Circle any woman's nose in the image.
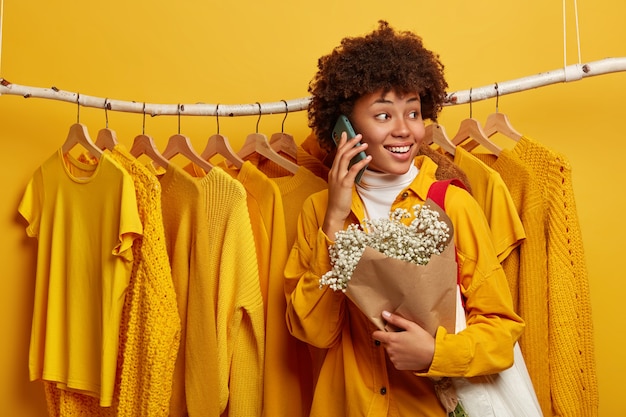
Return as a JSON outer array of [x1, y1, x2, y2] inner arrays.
[[391, 119, 410, 137]]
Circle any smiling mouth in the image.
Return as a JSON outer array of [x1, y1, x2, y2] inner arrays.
[[385, 145, 412, 153]]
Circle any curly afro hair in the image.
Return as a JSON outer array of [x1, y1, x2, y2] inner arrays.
[[308, 20, 448, 152]]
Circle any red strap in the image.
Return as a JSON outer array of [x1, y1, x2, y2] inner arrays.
[[426, 178, 467, 211]]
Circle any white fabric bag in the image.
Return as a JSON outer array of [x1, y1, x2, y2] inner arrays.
[[452, 287, 544, 417]]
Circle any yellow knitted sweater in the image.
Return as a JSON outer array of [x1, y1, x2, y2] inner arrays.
[[185, 167, 264, 417], [512, 136, 598, 416], [157, 163, 219, 417], [217, 159, 327, 417]]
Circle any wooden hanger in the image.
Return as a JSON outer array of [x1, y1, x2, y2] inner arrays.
[[128, 103, 169, 169], [95, 128, 118, 151], [452, 117, 502, 155], [62, 123, 103, 158], [269, 100, 298, 160], [482, 85, 522, 142], [270, 132, 298, 160], [162, 104, 213, 172], [424, 122, 456, 155], [163, 133, 213, 172], [62, 94, 103, 158], [200, 104, 244, 169], [202, 134, 244, 169], [237, 103, 299, 174], [130, 134, 169, 169], [95, 99, 119, 151], [483, 112, 522, 142], [239, 133, 299, 174], [451, 88, 502, 155]]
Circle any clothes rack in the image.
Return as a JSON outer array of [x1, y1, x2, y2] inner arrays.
[[1, 57, 625, 117]]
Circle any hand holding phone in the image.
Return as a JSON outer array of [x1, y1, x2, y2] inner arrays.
[[332, 115, 368, 184]]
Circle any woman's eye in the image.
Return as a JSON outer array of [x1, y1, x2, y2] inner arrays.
[[375, 113, 390, 121], [408, 111, 420, 119]]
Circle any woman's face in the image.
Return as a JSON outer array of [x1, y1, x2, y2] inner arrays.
[[350, 89, 425, 175]]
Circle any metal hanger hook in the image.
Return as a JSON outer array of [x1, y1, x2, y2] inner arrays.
[[255, 102, 262, 133], [215, 103, 220, 134], [468, 88, 473, 119], [177, 103, 183, 134], [142, 102, 146, 135], [494, 82, 500, 113], [280, 99, 288, 133], [76, 92, 81, 123], [104, 98, 110, 128]]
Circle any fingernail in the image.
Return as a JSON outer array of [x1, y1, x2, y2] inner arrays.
[[382, 310, 391, 319]]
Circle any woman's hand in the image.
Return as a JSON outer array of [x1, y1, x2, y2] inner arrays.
[[372, 310, 435, 372], [322, 132, 371, 238]]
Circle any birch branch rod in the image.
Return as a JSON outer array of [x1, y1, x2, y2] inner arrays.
[[1, 57, 625, 117]]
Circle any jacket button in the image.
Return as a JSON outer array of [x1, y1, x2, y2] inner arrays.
[[401, 192, 409, 199], [380, 387, 387, 395]]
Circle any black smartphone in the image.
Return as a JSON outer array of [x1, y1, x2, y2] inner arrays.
[[332, 115, 368, 184]]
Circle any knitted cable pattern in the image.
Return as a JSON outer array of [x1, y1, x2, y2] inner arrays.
[[513, 136, 599, 417]]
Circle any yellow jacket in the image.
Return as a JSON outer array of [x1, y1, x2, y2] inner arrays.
[[285, 155, 524, 417]]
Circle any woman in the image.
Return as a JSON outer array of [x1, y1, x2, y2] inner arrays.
[[284, 21, 524, 416]]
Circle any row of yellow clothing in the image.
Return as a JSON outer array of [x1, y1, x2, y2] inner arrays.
[[18, 129, 329, 417], [17, 125, 597, 417]]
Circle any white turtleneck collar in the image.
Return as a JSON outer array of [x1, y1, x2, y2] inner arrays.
[[356, 164, 419, 220]]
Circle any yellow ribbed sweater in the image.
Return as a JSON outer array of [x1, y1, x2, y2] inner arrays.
[[190, 160, 293, 417], [185, 167, 264, 417], [158, 163, 218, 417]]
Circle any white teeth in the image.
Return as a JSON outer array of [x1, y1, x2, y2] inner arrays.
[[387, 146, 410, 153]]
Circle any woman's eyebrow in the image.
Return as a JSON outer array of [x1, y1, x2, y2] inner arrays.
[[372, 95, 420, 105]]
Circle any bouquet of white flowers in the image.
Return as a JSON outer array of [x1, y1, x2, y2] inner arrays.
[[320, 199, 458, 335]]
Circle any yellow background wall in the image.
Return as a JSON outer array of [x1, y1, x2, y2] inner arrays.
[[1, 1, 624, 415]]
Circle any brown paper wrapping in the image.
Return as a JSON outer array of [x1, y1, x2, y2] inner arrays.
[[344, 199, 457, 335], [345, 242, 457, 334]]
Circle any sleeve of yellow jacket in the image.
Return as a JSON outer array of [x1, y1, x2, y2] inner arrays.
[[285, 156, 525, 378], [421, 182, 524, 378]]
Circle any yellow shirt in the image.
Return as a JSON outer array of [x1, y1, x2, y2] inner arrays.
[[452, 146, 526, 263], [19, 150, 142, 407], [472, 148, 551, 414], [285, 156, 524, 417]]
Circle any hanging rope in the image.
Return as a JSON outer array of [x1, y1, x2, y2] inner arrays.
[[562, 0, 584, 82]]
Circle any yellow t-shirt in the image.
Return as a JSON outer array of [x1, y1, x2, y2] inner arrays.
[[453, 146, 526, 263], [285, 155, 524, 417], [19, 150, 142, 406]]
